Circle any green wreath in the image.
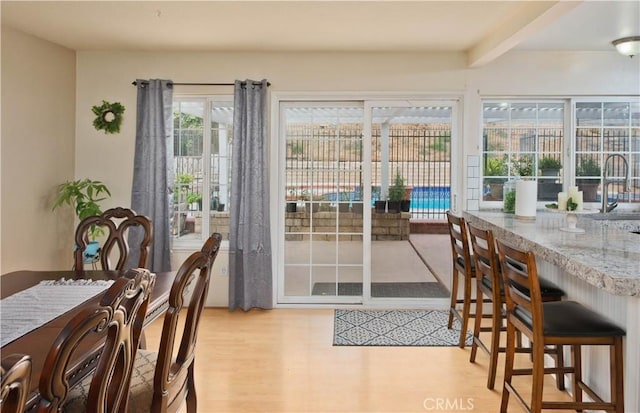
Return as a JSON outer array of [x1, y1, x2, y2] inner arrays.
[[92, 100, 125, 134]]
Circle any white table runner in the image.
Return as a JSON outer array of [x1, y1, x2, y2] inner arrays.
[[0, 278, 114, 347]]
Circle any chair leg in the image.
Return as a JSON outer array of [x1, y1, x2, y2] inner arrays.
[[458, 271, 472, 348], [448, 266, 459, 329], [186, 364, 197, 413], [469, 279, 484, 363], [530, 339, 546, 413], [500, 321, 516, 413], [486, 296, 502, 390], [572, 344, 582, 408], [554, 344, 565, 390], [611, 337, 624, 413]]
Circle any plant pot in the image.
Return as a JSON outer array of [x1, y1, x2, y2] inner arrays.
[[577, 181, 599, 202], [83, 241, 100, 264], [217, 203, 225, 212], [286, 202, 297, 213], [374, 200, 387, 213], [541, 168, 560, 177], [387, 201, 402, 213], [489, 183, 504, 200], [400, 200, 411, 212]]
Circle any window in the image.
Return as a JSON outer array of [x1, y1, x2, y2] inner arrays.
[[481, 98, 640, 208], [575, 101, 640, 206], [482, 101, 565, 202], [172, 97, 233, 246]]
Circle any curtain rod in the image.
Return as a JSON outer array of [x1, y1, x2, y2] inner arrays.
[[131, 81, 270, 87]]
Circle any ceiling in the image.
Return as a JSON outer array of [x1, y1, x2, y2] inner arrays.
[[2, 1, 639, 67]]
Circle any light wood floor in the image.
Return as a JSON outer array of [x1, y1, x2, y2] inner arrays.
[[144, 308, 575, 413]]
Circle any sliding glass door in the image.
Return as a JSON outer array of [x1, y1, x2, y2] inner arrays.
[[277, 99, 455, 305]]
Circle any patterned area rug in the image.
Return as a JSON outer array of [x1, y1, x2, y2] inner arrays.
[[333, 309, 473, 346]]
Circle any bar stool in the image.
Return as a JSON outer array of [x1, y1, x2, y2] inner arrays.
[[446, 211, 480, 348], [496, 239, 625, 413], [467, 223, 565, 390]]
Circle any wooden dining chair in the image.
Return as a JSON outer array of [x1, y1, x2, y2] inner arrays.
[[74, 207, 153, 274], [467, 223, 565, 390], [496, 239, 625, 413], [1, 354, 32, 413], [127, 233, 222, 413], [36, 268, 155, 413]]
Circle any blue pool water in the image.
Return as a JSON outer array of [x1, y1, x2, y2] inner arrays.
[[410, 186, 451, 210]]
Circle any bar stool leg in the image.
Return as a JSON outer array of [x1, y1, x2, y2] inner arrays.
[[531, 339, 546, 413], [448, 266, 460, 329], [469, 277, 484, 362], [612, 337, 624, 413], [459, 272, 473, 348], [572, 344, 582, 409], [486, 295, 503, 389], [554, 344, 565, 391], [500, 320, 516, 413]]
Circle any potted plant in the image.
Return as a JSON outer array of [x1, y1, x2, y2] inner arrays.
[[483, 156, 507, 199], [286, 187, 298, 213], [537, 156, 563, 200], [576, 156, 601, 201], [388, 172, 406, 213], [512, 154, 534, 178], [52, 178, 111, 260], [186, 192, 202, 210], [539, 156, 562, 176]]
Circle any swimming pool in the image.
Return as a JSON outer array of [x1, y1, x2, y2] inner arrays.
[[410, 186, 451, 210]]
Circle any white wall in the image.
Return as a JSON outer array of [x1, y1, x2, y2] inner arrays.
[[73, 49, 638, 306], [1, 26, 76, 273]]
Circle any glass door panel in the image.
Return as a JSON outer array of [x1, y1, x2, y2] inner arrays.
[[281, 104, 364, 304], [369, 104, 452, 300]]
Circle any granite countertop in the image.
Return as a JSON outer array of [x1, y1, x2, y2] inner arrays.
[[463, 210, 640, 297]]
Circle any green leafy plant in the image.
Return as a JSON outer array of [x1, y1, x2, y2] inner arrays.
[[503, 190, 516, 213], [539, 156, 562, 170], [483, 156, 507, 183], [186, 192, 202, 204], [577, 157, 601, 177], [52, 178, 111, 240], [388, 171, 406, 202], [567, 197, 578, 211]]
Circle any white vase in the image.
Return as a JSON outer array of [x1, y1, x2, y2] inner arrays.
[[515, 180, 537, 220]]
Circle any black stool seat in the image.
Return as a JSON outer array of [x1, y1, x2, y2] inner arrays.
[[515, 301, 626, 337]]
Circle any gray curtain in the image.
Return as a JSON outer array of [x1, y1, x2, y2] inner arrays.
[[129, 79, 173, 273], [229, 79, 272, 311]]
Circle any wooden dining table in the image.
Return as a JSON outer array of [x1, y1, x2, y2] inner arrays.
[[0, 269, 174, 411]]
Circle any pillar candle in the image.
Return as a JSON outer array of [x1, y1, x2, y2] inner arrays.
[[568, 186, 579, 199], [557, 192, 568, 211], [576, 191, 584, 211]]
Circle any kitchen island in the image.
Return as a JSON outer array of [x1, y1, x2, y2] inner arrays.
[[463, 210, 640, 412]]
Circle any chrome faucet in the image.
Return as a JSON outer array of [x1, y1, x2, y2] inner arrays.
[[601, 154, 630, 213]]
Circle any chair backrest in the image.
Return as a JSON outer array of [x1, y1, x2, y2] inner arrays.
[[495, 239, 543, 337], [1, 354, 32, 413], [36, 269, 155, 413], [467, 223, 501, 292], [151, 233, 222, 412], [74, 207, 153, 273], [446, 211, 473, 272]]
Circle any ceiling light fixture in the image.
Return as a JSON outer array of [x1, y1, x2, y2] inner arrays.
[[612, 36, 640, 57]]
